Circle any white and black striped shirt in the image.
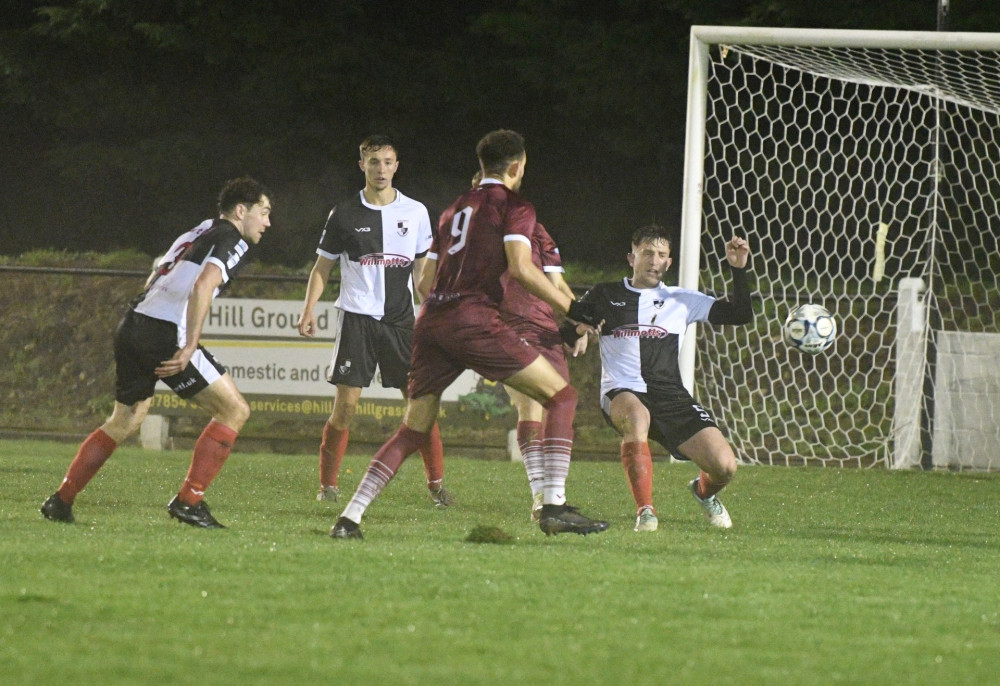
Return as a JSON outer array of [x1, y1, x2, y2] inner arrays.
[[317, 190, 432, 326], [133, 218, 250, 344]]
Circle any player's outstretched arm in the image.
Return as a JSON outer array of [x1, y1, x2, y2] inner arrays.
[[708, 236, 753, 325]]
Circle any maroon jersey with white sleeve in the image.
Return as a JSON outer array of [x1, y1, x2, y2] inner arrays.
[[428, 180, 536, 306], [499, 222, 562, 332]]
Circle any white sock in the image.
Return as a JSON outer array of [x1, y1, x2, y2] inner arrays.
[[543, 481, 566, 506]]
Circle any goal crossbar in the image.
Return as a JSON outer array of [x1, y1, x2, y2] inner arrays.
[[691, 26, 1000, 52]]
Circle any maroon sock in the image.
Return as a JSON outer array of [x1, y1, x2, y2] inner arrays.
[[347, 425, 431, 513], [373, 424, 429, 475], [542, 385, 577, 444], [541, 386, 577, 499]]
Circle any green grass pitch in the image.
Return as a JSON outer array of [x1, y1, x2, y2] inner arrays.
[[2, 440, 999, 684]]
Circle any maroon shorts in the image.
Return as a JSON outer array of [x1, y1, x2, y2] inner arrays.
[[408, 300, 541, 398], [502, 313, 569, 383]]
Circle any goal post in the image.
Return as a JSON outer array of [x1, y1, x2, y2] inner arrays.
[[681, 26, 1000, 470]]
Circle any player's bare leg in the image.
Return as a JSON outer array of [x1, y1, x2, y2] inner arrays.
[[678, 427, 737, 528], [42, 399, 152, 523], [167, 374, 249, 528], [503, 357, 608, 536]]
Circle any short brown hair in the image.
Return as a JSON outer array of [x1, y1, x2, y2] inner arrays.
[[476, 129, 525, 176], [631, 224, 672, 250], [359, 134, 396, 158], [217, 176, 270, 214]]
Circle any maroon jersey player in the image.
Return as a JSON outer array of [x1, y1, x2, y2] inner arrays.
[[330, 129, 608, 539], [499, 221, 588, 521]]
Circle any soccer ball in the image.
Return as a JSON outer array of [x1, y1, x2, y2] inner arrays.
[[783, 303, 837, 354]]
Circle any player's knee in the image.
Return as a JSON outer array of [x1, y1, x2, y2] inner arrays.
[[616, 412, 650, 441], [105, 403, 148, 442], [544, 384, 577, 410], [238, 398, 251, 424], [103, 423, 137, 445], [225, 397, 251, 430], [330, 404, 356, 428], [713, 456, 737, 485]]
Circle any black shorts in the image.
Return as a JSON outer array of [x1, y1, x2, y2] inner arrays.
[[600, 387, 718, 459], [113, 310, 226, 405], [328, 309, 412, 389]]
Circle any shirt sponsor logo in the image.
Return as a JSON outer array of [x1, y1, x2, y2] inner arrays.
[[359, 252, 412, 267], [612, 324, 670, 339]]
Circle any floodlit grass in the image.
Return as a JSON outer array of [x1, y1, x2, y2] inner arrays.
[[2, 440, 999, 685]]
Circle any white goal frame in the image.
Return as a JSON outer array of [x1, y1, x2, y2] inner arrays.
[[680, 26, 1000, 469]]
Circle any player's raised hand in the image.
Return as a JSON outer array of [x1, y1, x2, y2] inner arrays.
[[726, 236, 750, 269]]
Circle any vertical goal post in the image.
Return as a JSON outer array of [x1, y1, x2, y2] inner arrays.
[[681, 26, 1000, 469]]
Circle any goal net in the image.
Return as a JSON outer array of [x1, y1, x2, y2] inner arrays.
[[681, 27, 1000, 470]]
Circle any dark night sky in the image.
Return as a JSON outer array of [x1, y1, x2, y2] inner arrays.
[[2, 0, 996, 267]]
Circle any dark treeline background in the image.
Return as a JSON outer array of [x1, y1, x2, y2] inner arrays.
[[2, 0, 998, 267]]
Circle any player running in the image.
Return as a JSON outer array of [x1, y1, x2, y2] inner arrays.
[[330, 129, 608, 539], [561, 225, 752, 532], [297, 135, 450, 507], [41, 177, 272, 528]]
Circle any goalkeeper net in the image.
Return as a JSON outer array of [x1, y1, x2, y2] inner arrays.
[[683, 27, 1000, 470]]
